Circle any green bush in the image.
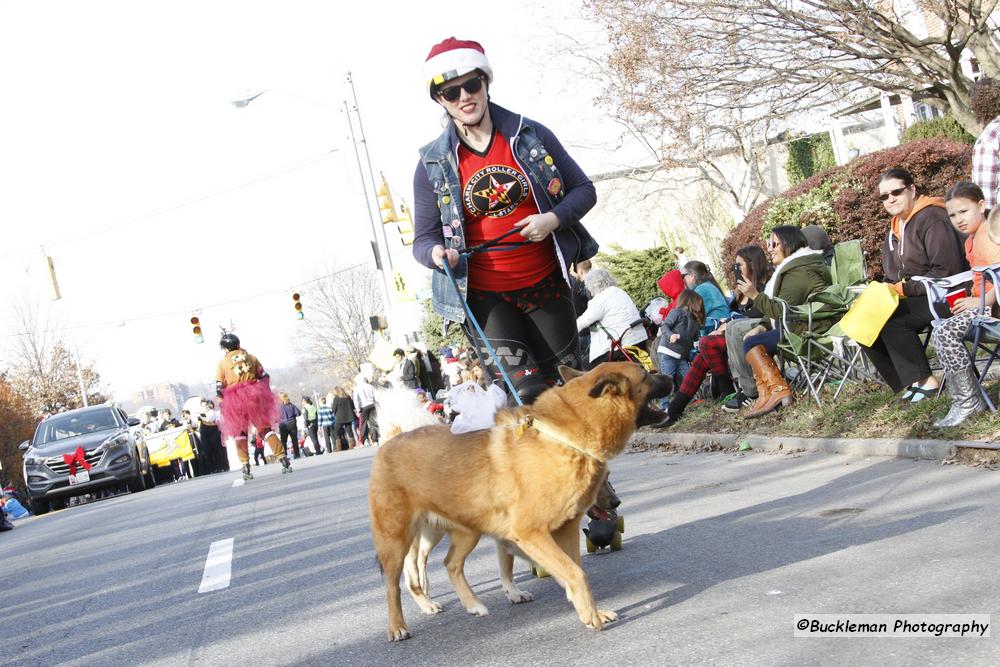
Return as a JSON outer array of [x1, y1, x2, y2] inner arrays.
[[786, 133, 836, 185], [597, 244, 676, 307], [901, 116, 975, 144], [760, 179, 842, 242]]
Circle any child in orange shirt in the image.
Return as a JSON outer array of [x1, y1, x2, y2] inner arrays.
[[931, 182, 1000, 427]]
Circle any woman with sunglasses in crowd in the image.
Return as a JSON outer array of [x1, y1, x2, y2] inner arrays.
[[411, 38, 599, 403], [863, 168, 967, 402]]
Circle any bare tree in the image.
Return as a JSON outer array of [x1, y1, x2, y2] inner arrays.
[[586, 0, 1000, 140], [676, 185, 737, 277], [4, 298, 107, 416], [295, 266, 384, 379], [561, 14, 789, 218]]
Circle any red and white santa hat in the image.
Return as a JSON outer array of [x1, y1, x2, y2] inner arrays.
[[423, 37, 493, 97]]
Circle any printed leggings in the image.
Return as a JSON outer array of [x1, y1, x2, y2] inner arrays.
[[465, 271, 582, 403], [930, 309, 980, 373]]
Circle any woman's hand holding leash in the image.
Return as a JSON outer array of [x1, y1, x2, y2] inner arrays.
[[432, 245, 460, 269], [516, 212, 559, 242]]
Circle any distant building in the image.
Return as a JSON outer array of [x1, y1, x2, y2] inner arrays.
[[130, 382, 192, 412]]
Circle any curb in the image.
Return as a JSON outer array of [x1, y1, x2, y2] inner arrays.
[[631, 431, 1000, 461]]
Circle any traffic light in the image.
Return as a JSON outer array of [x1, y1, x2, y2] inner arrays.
[[190, 316, 203, 343], [292, 292, 304, 320], [397, 204, 414, 246], [377, 174, 397, 223]]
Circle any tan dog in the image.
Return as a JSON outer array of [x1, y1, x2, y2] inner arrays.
[[401, 469, 621, 613], [368, 362, 672, 641]]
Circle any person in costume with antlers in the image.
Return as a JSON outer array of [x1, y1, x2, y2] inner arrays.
[[216, 332, 292, 479]]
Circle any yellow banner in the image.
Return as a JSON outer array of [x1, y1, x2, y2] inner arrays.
[[146, 427, 196, 467]]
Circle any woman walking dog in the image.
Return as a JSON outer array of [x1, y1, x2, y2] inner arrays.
[[411, 37, 599, 404]]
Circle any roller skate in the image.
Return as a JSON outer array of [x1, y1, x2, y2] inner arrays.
[[583, 475, 624, 553], [531, 474, 623, 579], [241, 463, 254, 481], [280, 456, 293, 474]]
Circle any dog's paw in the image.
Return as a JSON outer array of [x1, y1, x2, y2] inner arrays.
[[465, 601, 490, 616], [387, 626, 412, 641], [418, 599, 444, 615], [581, 607, 617, 630], [598, 609, 618, 623], [505, 588, 533, 604]]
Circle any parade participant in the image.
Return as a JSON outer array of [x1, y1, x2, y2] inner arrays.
[[301, 396, 322, 456], [412, 37, 599, 404], [317, 396, 336, 453], [216, 332, 292, 479], [277, 393, 302, 459], [198, 399, 227, 473]]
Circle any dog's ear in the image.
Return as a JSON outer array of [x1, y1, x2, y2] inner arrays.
[[558, 365, 585, 383], [588, 372, 628, 398]]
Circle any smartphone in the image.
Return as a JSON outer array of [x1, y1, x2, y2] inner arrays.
[[733, 262, 742, 286]]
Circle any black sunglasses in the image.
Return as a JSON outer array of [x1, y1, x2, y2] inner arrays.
[[879, 186, 910, 202], [437, 76, 484, 102]]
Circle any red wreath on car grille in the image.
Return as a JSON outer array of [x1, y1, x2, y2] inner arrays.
[[62, 447, 93, 477]]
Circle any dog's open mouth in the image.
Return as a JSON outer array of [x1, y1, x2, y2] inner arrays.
[[637, 373, 674, 426], [587, 506, 611, 521]]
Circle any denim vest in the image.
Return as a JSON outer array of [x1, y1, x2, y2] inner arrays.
[[419, 108, 599, 323]]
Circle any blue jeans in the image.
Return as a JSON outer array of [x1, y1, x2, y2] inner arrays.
[[658, 353, 691, 387], [743, 329, 780, 356]]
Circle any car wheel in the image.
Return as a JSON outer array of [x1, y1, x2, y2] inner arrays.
[[126, 461, 146, 494], [30, 497, 50, 516], [144, 463, 157, 489]]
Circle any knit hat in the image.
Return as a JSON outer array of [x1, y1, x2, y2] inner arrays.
[[424, 37, 493, 97]]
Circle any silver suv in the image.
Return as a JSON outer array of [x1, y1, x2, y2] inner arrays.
[[20, 405, 155, 515]]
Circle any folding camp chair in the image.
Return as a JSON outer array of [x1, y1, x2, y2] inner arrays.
[[776, 240, 878, 406], [967, 264, 1000, 411], [914, 262, 1000, 411]]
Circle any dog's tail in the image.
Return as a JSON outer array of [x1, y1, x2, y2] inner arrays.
[[374, 387, 440, 442]]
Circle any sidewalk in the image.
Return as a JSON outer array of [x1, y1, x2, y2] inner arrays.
[[633, 429, 1000, 466]]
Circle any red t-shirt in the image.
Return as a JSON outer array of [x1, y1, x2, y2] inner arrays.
[[458, 129, 557, 291]]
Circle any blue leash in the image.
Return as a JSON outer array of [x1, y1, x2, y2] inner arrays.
[[442, 256, 525, 407]]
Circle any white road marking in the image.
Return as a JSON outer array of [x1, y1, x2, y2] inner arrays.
[[198, 538, 234, 593], [232, 479, 244, 487]]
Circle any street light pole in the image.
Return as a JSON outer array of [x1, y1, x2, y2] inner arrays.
[[229, 89, 393, 325], [341, 98, 394, 322], [344, 72, 395, 276]]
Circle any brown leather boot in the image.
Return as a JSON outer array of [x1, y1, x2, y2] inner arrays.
[[744, 345, 793, 418]]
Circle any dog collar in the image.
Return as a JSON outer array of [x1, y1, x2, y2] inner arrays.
[[515, 416, 604, 463]]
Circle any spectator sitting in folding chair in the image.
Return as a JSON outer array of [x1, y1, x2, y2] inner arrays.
[[930, 183, 1000, 427], [862, 168, 968, 402], [576, 268, 650, 370]]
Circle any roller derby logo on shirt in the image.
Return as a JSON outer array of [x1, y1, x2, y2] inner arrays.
[[230, 353, 251, 377], [463, 165, 529, 218]]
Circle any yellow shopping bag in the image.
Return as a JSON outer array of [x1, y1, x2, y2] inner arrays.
[[838, 282, 900, 347]]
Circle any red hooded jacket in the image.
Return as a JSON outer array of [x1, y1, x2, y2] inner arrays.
[[656, 269, 685, 320]]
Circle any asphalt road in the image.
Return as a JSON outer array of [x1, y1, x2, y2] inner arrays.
[[3, 445, 999, 666]]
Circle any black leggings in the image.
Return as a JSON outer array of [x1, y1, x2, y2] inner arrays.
[[860, 297, 949, 393], [464, 271, 582, 403]]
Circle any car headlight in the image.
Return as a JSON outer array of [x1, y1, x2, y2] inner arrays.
[[24, 452, 47, 466], [96, 433, 130, 453]]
